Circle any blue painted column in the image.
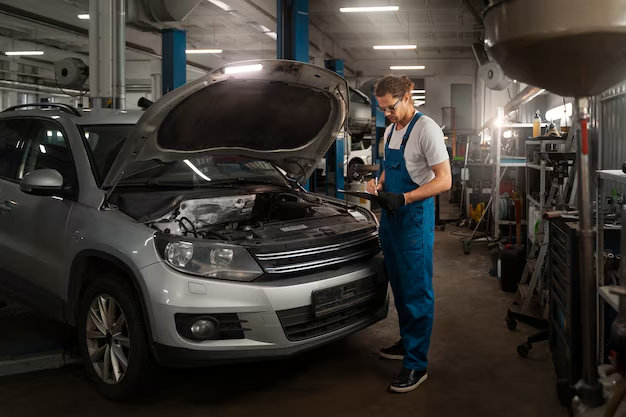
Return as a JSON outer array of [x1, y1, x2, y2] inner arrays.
[[277, 0, 309, 62], [325, 59, 345, 200], [277, 0, 310, 190], [371, 87, 386, 177], [324, 59, 344, 77], [162, 29, 187, 95]]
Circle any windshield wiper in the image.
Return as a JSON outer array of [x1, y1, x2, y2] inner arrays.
[[209, 178, 291, 188], [121, 161, 178, 182]]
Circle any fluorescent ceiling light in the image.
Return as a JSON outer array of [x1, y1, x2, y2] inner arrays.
[[340, 6, 399, 13], [5, 50, 44, 56], [224, 63, 263, 74], [208, 0, 232, 11], [411, 90, 425, 94], [412, 95, 425, 100], [184, 159, 211, 182], [414, 100, 425, 107], [390, 65, 425, 70], [373, 45, 416, 50], [39, 145, 47, 154], [251, 23, 278, 40], [77, 13, 89, 19], [186, 49, 222, 54]]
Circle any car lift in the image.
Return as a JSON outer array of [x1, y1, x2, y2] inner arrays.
[[324, 59, 346, 200]]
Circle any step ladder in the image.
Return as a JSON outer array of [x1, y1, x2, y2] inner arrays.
[[506, 181, 559, 330], [513, 125, 579, 314]]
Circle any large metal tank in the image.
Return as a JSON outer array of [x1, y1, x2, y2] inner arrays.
[[484, 0, 626, 97]]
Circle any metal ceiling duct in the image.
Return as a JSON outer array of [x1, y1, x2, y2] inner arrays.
[[483, 0, 626, 97], [139, 0, 203, 23]]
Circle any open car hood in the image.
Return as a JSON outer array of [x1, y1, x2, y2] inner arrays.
[[102, 60, 349, 193]]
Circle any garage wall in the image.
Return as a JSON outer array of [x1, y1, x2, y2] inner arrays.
[[600, 90, 626, 170], [422, 74, 476, 129]]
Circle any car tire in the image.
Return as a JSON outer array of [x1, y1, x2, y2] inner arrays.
[[77, 273, 153, 401], [348, 159, 364, 182]]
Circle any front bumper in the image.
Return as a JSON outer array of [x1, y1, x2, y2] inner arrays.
[[139, 256, 388, 367]]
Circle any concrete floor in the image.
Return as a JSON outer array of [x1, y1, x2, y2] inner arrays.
[[0, 225, 565, 417]]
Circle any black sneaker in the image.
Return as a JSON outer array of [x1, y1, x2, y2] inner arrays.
[[379, 339, 405, 360], [389, 368, 428, 393]]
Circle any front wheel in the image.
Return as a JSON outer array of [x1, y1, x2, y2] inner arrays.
[[348, 159, 364, 182], [77, 274, 153, 401]]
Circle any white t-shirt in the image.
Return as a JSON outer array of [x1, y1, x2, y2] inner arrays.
[[383, 113, 449, 186]]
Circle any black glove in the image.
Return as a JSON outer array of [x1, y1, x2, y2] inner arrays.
[[377, 191, 406, 214]]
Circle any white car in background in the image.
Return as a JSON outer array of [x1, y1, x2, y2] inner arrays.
[[317, 139, 373, 182]]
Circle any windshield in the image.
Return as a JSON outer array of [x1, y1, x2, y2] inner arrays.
[[81, 124, 133, 184], [118, 157, 289, 186], [80, 124, 289, 187]]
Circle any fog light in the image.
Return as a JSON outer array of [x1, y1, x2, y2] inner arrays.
[[190, 319, 218, 339]]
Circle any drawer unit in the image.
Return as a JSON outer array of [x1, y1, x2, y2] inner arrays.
[[548, 218, 581, 405]]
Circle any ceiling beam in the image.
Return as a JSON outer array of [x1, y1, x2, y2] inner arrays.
[[461, 0, 484, 27], [0, 3, 211, 74], [322, 39, 477, 49], [315, 23, 481, 34]]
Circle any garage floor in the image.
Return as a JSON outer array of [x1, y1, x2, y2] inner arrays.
[[0, 225, 565, 417]]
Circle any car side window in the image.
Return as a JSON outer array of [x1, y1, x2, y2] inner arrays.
[[350, 89, 369, 105], [0, 119, 30, 181], [18, 120, 77, 191]]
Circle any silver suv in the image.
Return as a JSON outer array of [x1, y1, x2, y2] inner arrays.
[[0, 60, 388, 400]]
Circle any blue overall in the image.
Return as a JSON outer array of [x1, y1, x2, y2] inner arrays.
[[379, 111, 435, 371]]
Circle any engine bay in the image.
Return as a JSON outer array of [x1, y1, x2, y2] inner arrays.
[[149, 192, 371, 242]]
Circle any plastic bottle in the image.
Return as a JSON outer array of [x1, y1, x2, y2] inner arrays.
[[533, 110, 542, 137]]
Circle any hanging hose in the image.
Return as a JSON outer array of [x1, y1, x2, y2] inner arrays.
[[604, 377, 626, 417]]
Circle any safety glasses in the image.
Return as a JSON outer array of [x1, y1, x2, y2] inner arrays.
[[377, 97, 403, 114]]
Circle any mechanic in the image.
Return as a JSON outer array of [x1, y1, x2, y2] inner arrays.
[[366, 75, 451, 393]]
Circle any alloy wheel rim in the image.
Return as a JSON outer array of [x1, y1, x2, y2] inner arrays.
[[349, 164, 362, 181], [85, 294, 130, 384]]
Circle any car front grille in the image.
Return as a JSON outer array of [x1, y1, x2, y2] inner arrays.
[[252, 232, 381, 275], [276, 277, 387, 342]]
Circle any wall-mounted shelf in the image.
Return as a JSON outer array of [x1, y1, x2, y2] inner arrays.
[[527, 163, 554, 171], [501, 123, 549, 129], [499, 220, 528, 226], [598, 170, 626, 185]]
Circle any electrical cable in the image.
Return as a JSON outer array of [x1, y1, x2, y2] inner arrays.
[[179, 217, 198, 238]]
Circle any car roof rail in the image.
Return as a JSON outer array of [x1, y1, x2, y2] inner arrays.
[[1, 103, 82, 117]]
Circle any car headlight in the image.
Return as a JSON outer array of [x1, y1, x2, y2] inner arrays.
[[155, 235, 263, 282], [348, 206, 379, 226]]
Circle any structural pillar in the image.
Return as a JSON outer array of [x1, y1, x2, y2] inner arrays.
[[89, 0, 126, 109], [151, 73, 162, 101], [276, 0, 309, 62], [162, 29, 187, 95], [277, 0, 310, 190], [324, 59, 345, 200], [371, 87, 386, 175]]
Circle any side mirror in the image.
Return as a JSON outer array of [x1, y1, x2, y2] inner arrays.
[[20, 169, 69, 197]]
